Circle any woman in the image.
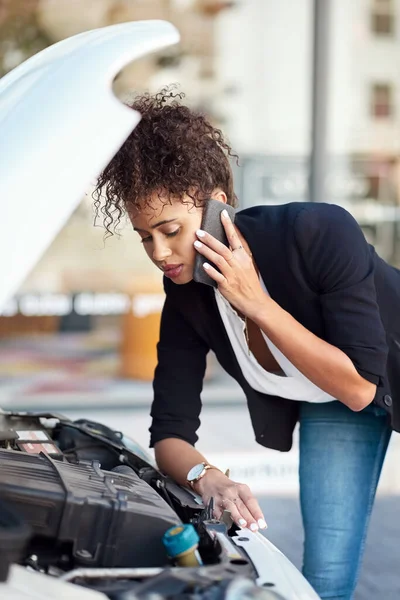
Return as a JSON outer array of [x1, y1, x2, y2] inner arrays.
[[95, 89, 400, 600]]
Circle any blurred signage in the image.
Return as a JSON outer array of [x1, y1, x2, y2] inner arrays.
[[0, 292, 166, 318]]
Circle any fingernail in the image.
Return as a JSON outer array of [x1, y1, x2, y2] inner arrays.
[[222, 209, 229, 219], [196, 229, 206, 237], [238, 519, 247, 527], [258, 519, 268, 529], [194, 240, 202, 248], [250, 523, 258, 532], [203, 263, 211, 270]]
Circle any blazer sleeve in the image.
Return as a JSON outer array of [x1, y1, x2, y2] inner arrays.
[[294, 203, 388, 386], [149, 293, 209, 448]]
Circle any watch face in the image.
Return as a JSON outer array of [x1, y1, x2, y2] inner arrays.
[[187, 463, 205, 481]]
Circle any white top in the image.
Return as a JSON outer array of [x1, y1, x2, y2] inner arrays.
[[214, 278, 335, 403]]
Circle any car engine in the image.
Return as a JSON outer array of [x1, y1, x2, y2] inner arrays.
[[0, 409, 292, 600]]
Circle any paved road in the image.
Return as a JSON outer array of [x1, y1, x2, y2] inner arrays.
[[259, 495, 400, 600]]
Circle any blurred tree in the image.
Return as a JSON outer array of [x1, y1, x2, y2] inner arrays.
[[0, 0, 51, 77]]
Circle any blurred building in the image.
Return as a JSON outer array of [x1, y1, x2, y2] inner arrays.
[[214, 0, 400, 157], [213, 0, 400, 264]]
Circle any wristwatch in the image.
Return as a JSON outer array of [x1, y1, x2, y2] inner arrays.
[[186, 462, 215, 490]]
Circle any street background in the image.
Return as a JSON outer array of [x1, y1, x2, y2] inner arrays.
[[1, 1, 400, 598]]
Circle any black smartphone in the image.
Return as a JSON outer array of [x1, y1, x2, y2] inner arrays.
[[193, 199, 236, 288]]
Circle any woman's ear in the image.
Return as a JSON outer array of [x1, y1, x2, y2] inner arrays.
[[211, 188, 228, 204]]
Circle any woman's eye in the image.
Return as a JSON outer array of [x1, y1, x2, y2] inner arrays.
[[166, 229, 180, 238], [140, 229, 179, 244]]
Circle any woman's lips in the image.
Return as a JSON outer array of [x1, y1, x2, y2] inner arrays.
[[163, 264, 184, 279]]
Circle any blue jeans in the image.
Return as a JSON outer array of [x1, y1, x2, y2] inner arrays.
[[299, 401, 392, 600]]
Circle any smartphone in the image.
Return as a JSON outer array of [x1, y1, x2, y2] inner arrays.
[[193, 199, 236, 288]]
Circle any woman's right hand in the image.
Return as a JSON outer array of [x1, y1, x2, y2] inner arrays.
[[194, 468, 267, 531]]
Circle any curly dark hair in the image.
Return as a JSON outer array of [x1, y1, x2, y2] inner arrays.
[[93, 87, 238, 236]]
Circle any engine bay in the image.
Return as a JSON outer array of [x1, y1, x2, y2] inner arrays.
[[0, 409, 285, 600]]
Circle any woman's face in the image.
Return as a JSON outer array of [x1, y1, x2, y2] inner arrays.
[[130, 189, 226, 284]]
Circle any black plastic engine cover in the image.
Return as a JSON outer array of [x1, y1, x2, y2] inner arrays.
[[0, 449, 180, 567]]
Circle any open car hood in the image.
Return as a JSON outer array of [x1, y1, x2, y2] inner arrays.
[[0, 20, 179, 311]]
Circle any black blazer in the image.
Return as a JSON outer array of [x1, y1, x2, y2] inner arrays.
[[149, 202, 400, 452]]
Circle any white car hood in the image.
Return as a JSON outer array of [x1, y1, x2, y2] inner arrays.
[[0, 20, 179, 311]]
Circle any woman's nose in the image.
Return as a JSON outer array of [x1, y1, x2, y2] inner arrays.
[[152, 241, 172, 262]]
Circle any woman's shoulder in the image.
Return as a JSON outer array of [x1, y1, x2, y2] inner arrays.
[[236, 201, 352, 237], [237, 201, 350, 222], [237, 202, 357, 242]]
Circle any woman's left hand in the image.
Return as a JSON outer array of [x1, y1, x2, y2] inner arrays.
[[194, 209, 266, 319]]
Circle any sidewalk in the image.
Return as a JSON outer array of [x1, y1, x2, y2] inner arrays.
[[0, 330, 242, 411]]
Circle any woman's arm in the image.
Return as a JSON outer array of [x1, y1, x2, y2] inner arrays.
[[155, 438, 266, 530], [150, 292, 208, 448], [249, 297, 376, 410], [155, 438, 209, 487], [151, 290, 266, 530]]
